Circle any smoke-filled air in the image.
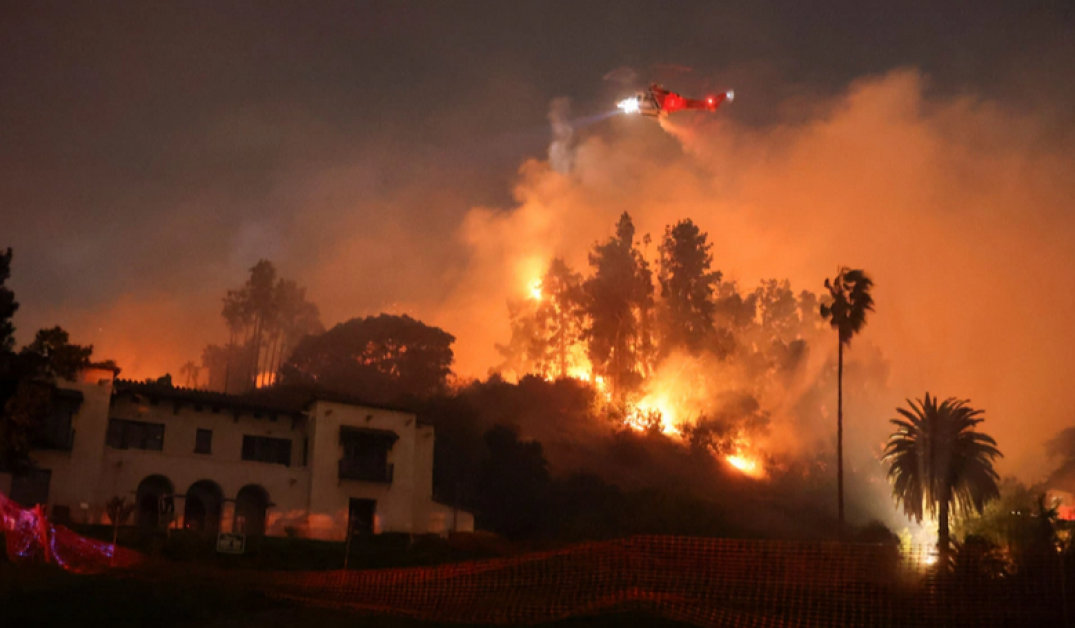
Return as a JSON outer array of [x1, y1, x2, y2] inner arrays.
[[8, 6, 1075, 626], [7, 60, 1075, 542]]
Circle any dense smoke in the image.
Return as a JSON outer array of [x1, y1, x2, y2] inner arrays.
[[16, 69, 1075, 497], [434, 70, 1075, 489]]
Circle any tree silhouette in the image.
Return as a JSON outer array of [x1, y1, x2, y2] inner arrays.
[[212, 261, 320, 393], [819, 267, 874, 531], [883, 394, 1002, 564], [0, 248, 18, 352], [495, 297, 544, 379], [475, 424, 552, 539], [658, 219, 720, 355], [535, 259, 586, 379], [1, 326, 109, 470], [754, 279, 798, 347], [279, 314, 454, 404], [0, 380, 51, 471], [20, 326, 93, 381], [243, 260, 278, 387], [583, 213, 653, 397], [497, 258, 587, 380], [179, 360, 201, 389]]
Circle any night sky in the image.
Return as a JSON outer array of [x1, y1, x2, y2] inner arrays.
[[3, 2, 1075, 477]]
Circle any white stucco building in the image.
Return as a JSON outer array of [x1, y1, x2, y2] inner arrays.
[[0, 367, 473, 540]]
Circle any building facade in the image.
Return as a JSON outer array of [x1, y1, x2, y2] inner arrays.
[[0, 368, 473, 540]]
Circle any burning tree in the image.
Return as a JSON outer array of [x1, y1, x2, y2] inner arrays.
[[583, 212, 654, 398], [496, 258, 586, 381], [658, 218, 721, 356], [534, 259, 586, 380]]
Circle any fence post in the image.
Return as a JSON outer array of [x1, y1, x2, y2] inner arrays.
[[1061, 549, 1070, 628], [343, 519, 354, 570]]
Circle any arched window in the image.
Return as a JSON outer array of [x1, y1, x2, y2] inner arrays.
[[135, 475, 174, 529], [182, 480, 224, 534]]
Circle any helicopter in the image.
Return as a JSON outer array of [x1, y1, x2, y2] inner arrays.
[[617, 83, 734, 118]]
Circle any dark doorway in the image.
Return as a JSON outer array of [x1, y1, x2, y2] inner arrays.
[[348, 498, 376, 535], [234, 485, 269, 536], [183, 480, 223, 533], [136, 475, 174, 529]]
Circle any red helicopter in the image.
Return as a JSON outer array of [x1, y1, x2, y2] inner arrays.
[[617, 84, 734, 118]]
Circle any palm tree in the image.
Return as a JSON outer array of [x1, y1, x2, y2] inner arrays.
[[883, 394, 1002, 563], [819, 267, 874, 531], [179, 360, 200, 389]]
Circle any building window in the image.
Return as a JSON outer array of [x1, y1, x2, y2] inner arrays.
[[33, 391, 79, 451], [338, 427, 396, 483], [106, 419, 165, 451], [194, 429, 212, 454], [10, 468, 51, 507], [241, 435, 292, 467]]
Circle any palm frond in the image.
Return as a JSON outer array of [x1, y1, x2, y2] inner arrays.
[[883, 394, 1002, 526], [820, 267, 875, 345]]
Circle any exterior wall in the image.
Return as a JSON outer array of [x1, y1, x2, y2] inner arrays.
[[411, 424, 436, 534], [32, 368, 115, 524], [2, 374, 472, 539], [103, 394, 309, 534], [305, 400, 420, 540]]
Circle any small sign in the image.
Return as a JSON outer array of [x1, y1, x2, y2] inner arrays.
[[216, 532, 246, 555]]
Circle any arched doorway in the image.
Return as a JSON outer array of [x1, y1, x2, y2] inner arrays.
[[234, 485, 269, 536], [183, 480, 224, 534], [136, 475, 174, 529]]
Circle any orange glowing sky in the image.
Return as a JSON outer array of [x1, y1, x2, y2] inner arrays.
[[5, 4, 1075, 488]]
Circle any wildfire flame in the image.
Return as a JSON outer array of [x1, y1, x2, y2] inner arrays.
[[512, 293, 770, 480], [725, 454, 764, 478]]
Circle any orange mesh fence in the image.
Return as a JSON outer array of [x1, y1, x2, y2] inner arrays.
[[2, 493, 1071, 627], [0, 492, 142, 573]]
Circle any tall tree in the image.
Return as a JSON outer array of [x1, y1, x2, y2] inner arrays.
[[754, 279, 798, 347], [496, 259, 587, 381], [535, 258, 586, 379], [264, 279, 322, 386], [819, 267, 874, 531], [1, 327, 111, 470], [495, 297, 543, 379], [658, 219, 721, 355], [883, 394, 1002, 563], [279, 314, 455, 403], [0, 248, 17, 353], [583, 213, 653, 396], [20, 326, 93, 381], [243, 260, 278, 387], [212, 261, 320, 393], [179, 360, 201, 389]]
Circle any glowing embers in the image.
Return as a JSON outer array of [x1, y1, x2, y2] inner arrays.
[[624, 391, 679, 436], [725, 452, 765, 479], [528, 279, 543, 301]]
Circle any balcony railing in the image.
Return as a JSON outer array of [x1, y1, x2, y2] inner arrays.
[[338, 459, 394, 483]]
